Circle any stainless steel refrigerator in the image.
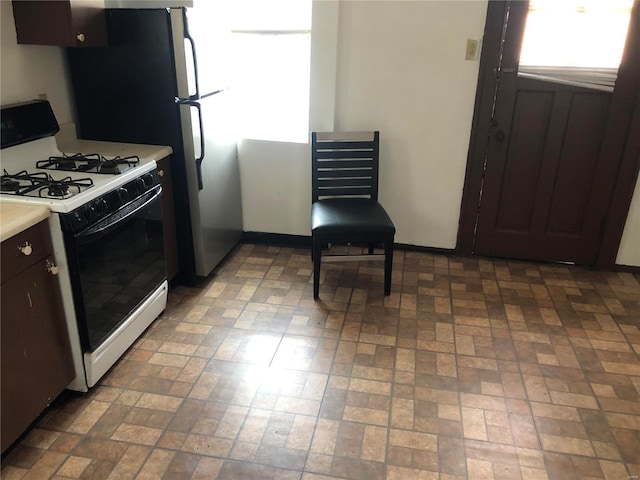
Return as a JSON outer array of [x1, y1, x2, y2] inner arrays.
[[67, 6, 242, 282]]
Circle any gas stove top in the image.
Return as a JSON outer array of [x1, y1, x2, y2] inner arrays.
[[0, 100, 159, 212], [2, 150, 142, 200], [0, 136, 157, 213]]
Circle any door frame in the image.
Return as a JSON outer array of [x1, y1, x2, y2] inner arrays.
[[457, 0, 640, 269]]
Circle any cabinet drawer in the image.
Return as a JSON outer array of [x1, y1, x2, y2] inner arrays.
[[1, 220, 53, 283]]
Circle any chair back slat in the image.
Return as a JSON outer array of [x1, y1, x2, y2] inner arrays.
[[317, 186, 374, 197], [318, 178, 374, 188], [316, 167, 373, 178], [316, 160, 374, 170], [312, 131, 380, 202], [315, 150, 375, 160]]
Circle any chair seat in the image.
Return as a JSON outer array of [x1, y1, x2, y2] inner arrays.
[[311, 198, 395, 236]]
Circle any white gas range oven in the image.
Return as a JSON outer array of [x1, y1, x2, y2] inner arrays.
[[0, 100, 168, 391]]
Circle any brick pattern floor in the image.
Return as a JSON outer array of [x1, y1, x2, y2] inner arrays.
[[2, 244, 640, 479]]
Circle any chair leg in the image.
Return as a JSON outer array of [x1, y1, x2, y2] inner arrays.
[[384, 239, 393, 296], [313, 238, 322, 299], [368, 243, 374, 255]]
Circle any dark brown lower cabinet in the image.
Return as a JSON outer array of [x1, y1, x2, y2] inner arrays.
[[1, 221, 74, 453]]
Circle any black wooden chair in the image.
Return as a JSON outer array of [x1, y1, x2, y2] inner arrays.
[[310, 131, 396, 299]]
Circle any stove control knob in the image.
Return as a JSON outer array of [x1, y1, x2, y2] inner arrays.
[[104, 193, 117, 211], [98, 199, 109, 215], [117, 187, 129, 203], [132, 178, 145, 195], [19, 242, 32, 256], [142, 173, 155, 187], [84, 205, 97, 222]]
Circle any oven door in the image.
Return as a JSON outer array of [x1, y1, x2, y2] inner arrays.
[[65, 185, 166, 352]]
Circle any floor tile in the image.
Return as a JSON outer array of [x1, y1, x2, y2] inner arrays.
[[2, 244, 640, 479]]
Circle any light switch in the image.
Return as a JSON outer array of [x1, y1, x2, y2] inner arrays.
[[465, 39, 479, 60]]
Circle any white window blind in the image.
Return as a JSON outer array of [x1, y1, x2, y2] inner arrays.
[[518, 0, 633, 92]]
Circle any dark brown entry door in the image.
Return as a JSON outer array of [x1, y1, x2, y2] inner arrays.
[[464, 1, 639, 265]]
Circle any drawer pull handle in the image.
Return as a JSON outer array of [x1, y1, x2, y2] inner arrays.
[[46, 259, 59, 276], [77, 33, 86, 42], [19, 242, 32, 256], [158, 170, 164, 177]]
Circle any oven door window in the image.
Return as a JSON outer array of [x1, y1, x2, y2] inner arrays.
[[72, 188, 166, 351]]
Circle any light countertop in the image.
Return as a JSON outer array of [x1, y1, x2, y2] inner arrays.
[[0, 204, 50, 243]]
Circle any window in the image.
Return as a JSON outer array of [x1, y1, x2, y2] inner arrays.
[[518, 0, 633, 91], [229, 0, 312, 143]]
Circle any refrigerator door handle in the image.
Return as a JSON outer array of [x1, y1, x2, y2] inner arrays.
[[182, 7, 200, 101], [176, 98, 205, 190]]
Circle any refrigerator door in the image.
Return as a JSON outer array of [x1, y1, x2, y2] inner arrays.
[[178, 2, 232, 98], [178, 91, 243, 276], [171, 7, 242, 277]]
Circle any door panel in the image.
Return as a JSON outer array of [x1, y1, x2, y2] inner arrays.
[[462, 1, 639, 266], [495, 90, 552, 232], [545, 93, 609, 235], [475, 76, 613, 263]]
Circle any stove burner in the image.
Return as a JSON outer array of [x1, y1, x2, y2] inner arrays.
[[96, 155, 140, 175], [36, 176, 94, 199], [47, 183, 70, 197], [1, 177, 21, 193], [1, 169, 51, 196], [55, 158, 78, 171], [99, 161, 123, 174], [0, 170, 94, 198], [37, 153, 140, 175], [37, 153, 90, 171]]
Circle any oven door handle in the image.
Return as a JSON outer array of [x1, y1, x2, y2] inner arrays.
[[76, 185, 162, 244]]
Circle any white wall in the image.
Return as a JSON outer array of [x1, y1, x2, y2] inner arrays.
[[240, 0, 488, 248], [617, 174, 640, 266], [238, 0, 640, 265], [2, 0, 639, 265], [333, 0, 487, 248], [0, 1, 73, 124]]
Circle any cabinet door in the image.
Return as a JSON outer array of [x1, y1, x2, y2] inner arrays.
[[157, 156, 179, 281], [12, 0, 107, 47], [1, 257, 74, 452]]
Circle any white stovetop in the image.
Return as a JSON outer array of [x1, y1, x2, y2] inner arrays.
[[0, 135, 172, 213]]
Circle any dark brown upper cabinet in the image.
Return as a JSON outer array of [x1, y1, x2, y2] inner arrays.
[[12, 0, 107, 47]]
